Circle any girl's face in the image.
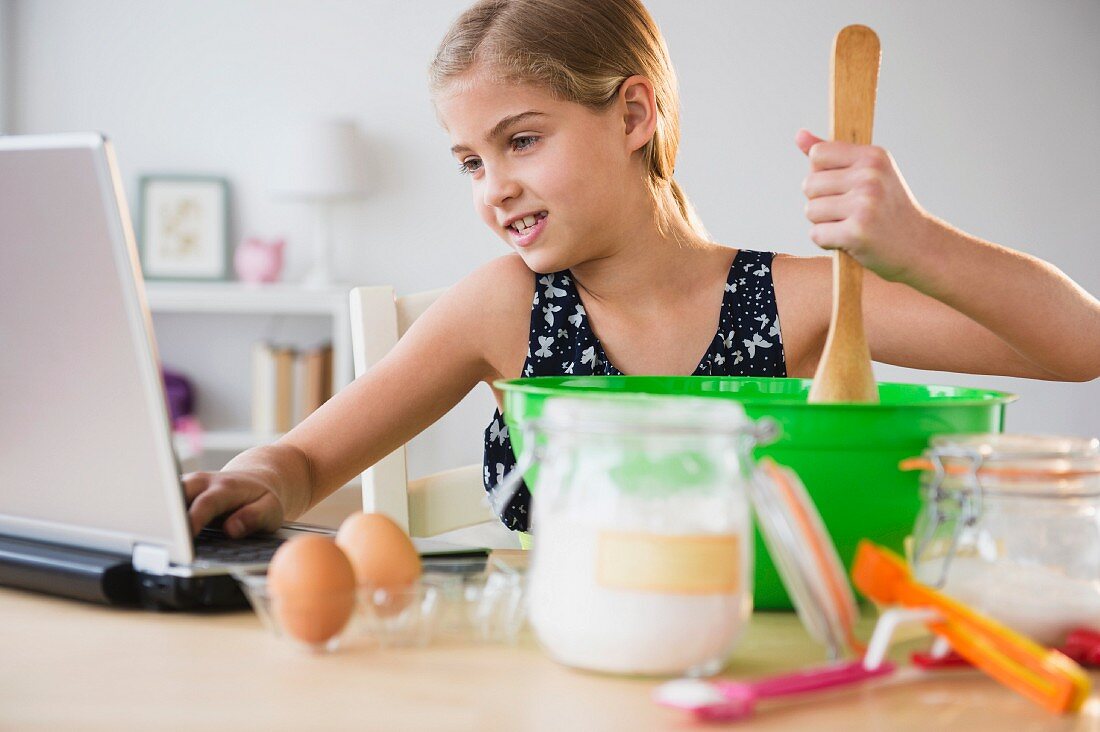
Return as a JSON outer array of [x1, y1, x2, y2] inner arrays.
[[436, 70, 643, 274]]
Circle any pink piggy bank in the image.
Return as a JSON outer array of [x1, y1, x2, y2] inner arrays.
[[234, 237, 285, 284]]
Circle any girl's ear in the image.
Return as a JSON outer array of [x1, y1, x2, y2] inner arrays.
[[619, 75, 658, 154]]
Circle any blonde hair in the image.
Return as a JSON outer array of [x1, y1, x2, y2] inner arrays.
[[429, 0, 709, 244]]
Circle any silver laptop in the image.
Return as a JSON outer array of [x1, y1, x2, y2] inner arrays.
[[0, 133, 486, 609]]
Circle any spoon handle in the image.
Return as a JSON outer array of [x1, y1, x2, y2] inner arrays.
[[715, 660, 894, 701], [807, 24, 881, 404]]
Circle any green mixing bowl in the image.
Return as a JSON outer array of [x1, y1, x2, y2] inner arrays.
[[495, 376, 1016, 609]]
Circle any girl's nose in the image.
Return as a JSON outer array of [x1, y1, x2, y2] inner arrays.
[[482, 167, 522, 209]]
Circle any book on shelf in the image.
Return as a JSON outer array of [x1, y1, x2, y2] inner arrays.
[[251, 342, 276, 433], [293, 343, 334, 424], [252, 341, 334, 434], [273, 346, 295, 432]]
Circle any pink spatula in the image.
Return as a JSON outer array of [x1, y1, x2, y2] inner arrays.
[[654, 660, 895, 722]]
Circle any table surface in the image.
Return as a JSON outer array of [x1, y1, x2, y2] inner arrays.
[[3, 551, 1099, 732]]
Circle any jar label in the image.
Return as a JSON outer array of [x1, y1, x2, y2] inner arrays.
[[595, 531, 740, 594]]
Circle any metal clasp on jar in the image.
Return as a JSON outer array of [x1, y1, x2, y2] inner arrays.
[[910, 444, 987, 589]]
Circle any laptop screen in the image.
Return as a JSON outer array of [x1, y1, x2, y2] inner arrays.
[[0, 134, 193, 565]]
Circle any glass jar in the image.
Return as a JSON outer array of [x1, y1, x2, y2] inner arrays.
[[906, 433, 1100, 645], [511, 395, 778, 677]]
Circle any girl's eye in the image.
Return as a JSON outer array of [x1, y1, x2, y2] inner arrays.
[[458, 157, 482, 175], [511, 135, 538, 151], [457, 136, 538, 176]]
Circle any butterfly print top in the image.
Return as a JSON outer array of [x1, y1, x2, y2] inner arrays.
[[482, 249, 787, 532]]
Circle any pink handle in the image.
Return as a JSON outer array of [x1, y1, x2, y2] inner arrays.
[[714, 660, 894, 702]]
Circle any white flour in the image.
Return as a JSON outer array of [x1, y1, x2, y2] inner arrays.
[[915, 557, 1100, 645], [528, 513, 750, 676], [523, 396, 759, 676]]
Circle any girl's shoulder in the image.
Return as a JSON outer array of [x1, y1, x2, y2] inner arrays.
[[770, 251, 830, 285], [770, 253, 832, 377], [462, 252, 538, 298], [446, 254, 536, 383]]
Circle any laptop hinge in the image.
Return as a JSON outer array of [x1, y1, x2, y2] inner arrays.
[[131, 543, 171, 574]]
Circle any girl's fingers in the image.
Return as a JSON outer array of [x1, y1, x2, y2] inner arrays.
[[804, 193, 851, 224], [802, 168, 860, 199], [225, 494, 283, 539], [181, 472, 210, 504], [795, 128, 824, 156], [809, 221, 850, 250], [188, 485, 248, 537], [807, 140, 864, 171]]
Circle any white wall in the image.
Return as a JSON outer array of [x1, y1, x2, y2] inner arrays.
[[8, 0, 1100, 476], [0, 0, 12, 133]]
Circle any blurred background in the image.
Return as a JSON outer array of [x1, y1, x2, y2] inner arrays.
[[2, 0, 1097, 479]]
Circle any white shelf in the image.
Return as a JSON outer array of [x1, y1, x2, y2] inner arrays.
[[199, 429, 285, 451], [151, 281, 359, 463], [173, 431, 361, 490], [145, 279, 356, 395], [144, 281, 351, 315], [174, 429, 280, 453]]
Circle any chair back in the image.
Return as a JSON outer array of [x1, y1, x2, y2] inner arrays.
[[349, 286, 493, 536]]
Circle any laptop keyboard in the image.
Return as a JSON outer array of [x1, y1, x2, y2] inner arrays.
[[194, 528, 285, 564]]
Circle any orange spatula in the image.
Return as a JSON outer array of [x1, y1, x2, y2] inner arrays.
[[807, 25, 880, 404], [852, 541, 1091, 714]]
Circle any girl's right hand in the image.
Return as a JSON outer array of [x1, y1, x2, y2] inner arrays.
[[795, 128, 933, 284], [182, 470, 287, 539]]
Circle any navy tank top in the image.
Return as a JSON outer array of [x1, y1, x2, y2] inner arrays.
[[483, 249, 787, 532]]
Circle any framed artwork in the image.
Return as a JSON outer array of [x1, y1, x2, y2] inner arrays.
[[138, 175, 230, 280]]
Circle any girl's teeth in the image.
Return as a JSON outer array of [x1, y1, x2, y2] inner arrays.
[[511, 212, 546, 233]]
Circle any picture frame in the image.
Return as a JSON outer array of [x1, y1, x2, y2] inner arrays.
[[137, 175, 230, 281]]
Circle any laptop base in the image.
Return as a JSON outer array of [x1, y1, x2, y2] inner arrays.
[[0, 533, 254, 611], [135, 570, 249, 612], [0, 534, 139, 606]]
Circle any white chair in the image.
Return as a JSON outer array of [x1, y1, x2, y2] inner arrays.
[[348, 285, 508, 542]]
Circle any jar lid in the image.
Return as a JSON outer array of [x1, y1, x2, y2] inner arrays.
[[748, 459, 862, 659], [538, 395, 778, 442], [901, 433, 1100, 490]]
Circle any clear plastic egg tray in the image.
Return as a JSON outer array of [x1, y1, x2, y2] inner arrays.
[[232, 554, 527, 653]]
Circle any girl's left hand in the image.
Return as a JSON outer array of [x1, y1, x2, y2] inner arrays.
[[796, 129, 935, 283]]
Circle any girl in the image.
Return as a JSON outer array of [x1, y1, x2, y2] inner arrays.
[[184, 0, 1100, 539]]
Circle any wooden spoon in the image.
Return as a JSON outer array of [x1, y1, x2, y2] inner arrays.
[[807, 24, 881, 404]]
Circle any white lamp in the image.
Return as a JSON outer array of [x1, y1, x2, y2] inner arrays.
[[273, 119, 366, 288]]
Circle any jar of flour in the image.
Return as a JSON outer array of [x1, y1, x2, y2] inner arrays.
[[906, 434, 1100, 646], [520, 395, 780, 677]]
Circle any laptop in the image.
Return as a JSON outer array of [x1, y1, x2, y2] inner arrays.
[[0, 133, 488, 610]]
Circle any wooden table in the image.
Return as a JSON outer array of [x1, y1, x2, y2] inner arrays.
[[3, 553, 1099, 732]]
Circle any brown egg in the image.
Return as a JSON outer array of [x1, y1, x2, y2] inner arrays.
[[268, 535, 357, 646], [336, 512, 422, 616]]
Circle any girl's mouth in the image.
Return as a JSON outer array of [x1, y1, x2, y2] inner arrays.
[[507, 212, 548, 248]]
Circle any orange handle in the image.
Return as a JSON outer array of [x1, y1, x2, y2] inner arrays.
[[899, 456, 1100, 479], [852, 541, 1090, 714]]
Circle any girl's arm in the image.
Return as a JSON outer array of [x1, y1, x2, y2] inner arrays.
[[864, 223, 1100, 381], [184, 255, 534, 537], [793, 130, 1100, 382]]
